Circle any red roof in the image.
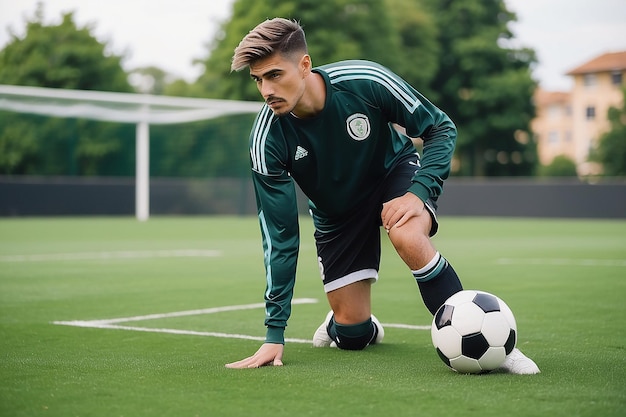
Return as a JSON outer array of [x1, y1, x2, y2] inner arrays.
[[567, 51, 626, 75]]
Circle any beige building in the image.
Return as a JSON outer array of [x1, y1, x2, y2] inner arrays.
[[532, 51, 626, 175]]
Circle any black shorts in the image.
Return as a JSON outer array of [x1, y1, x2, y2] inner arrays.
[[312, 153, 439, 293]]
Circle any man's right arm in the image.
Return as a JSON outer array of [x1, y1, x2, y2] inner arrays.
[[225, 171, 299, 369], [252, 170, 300, 345]]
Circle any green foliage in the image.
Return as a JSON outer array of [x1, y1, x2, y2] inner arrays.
[[424, 0, 538, 176], [538, 155, 578, 177], [0, 9, 130, 91], [0, 112, 135, 176], [384, 0, 439, 96], [195, 0, 537, 176], [590, 88, 626, 176], [150, 114, 256, 178], [0, 113, 38, 174], [197, 0, 406, 100], [0, 5, 133, 175], [183, 0, 436, 179]]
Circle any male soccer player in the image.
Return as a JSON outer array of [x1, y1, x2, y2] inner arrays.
[[225, 18, 539, 374]]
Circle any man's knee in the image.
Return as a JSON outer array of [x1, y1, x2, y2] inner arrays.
[[326, 279, 372, 324]]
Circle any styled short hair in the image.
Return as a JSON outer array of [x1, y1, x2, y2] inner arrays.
[[231, 18, 307, 72]]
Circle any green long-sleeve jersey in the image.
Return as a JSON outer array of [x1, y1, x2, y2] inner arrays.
[[249, 60, 457, 343]]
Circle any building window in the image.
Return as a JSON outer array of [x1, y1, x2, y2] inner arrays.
[[565, 131, 572, 143], [583, 74, 597, 88], [548, 131, 559, 144], [565, 105, 572, 116], [548, 104, 560, 119], [612, 71, 623, 86], [586, 106, 596, 120]]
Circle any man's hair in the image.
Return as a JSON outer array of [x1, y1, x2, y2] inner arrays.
[[231, 18, 307, 72]]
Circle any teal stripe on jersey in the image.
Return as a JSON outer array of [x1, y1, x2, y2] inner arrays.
[[250, 105, 274, 175], [259, 210, 273, 300], [325, 63, 422, 113]]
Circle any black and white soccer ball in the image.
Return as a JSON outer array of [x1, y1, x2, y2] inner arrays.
[[431, 290, 517, 374]]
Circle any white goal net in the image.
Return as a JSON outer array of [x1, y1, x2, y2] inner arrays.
[[0, 84, 262, 220]]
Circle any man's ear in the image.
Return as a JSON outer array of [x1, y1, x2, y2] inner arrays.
[[300, 54, 312, 77]]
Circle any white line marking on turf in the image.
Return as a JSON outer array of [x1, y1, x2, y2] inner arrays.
[[53, 322, 312, 344], [52, 298, 430, 343], [53, 298, 319, 344], [384, 323, 431, 330], [496, 258, 626, 267], [0, 249, 222, 262], [58, 299, 319, 326]]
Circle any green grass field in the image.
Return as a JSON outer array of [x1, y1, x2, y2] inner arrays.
[[1, 216, 624, 417]]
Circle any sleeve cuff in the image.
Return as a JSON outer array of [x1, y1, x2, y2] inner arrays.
[[408, 182, 430, 203], [265, 326, 285, 344]]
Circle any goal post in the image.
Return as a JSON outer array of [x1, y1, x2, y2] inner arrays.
[[0, 84, 262, 220]]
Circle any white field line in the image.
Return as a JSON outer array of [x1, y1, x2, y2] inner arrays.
[[60, 298, 319, 325], [53, 298, 319, 344], [52, 297, 429, 343], [54, 322, 312, 344], [0, 249, 222, 262], [384, 323, 431, 330], [496, 258, 626, 267]]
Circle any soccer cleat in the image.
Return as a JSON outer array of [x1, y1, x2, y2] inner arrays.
[[312, 311, 335, 347], [312, 311, 385, 347], [500, 348, 541, 374]]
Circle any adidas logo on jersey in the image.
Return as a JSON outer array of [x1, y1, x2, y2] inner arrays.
[[295, 146, 309, 160]]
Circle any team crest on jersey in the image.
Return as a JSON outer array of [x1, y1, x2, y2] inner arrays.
[[346, 113, 370, 141]]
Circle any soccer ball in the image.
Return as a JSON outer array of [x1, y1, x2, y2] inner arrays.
[[431, 290, 517, 374]]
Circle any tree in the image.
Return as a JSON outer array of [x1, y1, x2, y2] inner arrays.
[[0, 7, 130, 91], [538, 155, 578, 177], [193, 0, 536, 178], [591, 88, 626, 176], [196, 0, 408, 100], [129, 66, 173, 95], [384, 0, 440, 98], [424, 0, 538, 176], [0, 5, 134, 175], [150, 114, 256, 178]]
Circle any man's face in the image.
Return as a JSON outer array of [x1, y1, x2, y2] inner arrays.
[[249, 53, 309, 117]]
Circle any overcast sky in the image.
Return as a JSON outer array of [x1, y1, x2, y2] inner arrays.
[[1, 0, 625, 91]]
